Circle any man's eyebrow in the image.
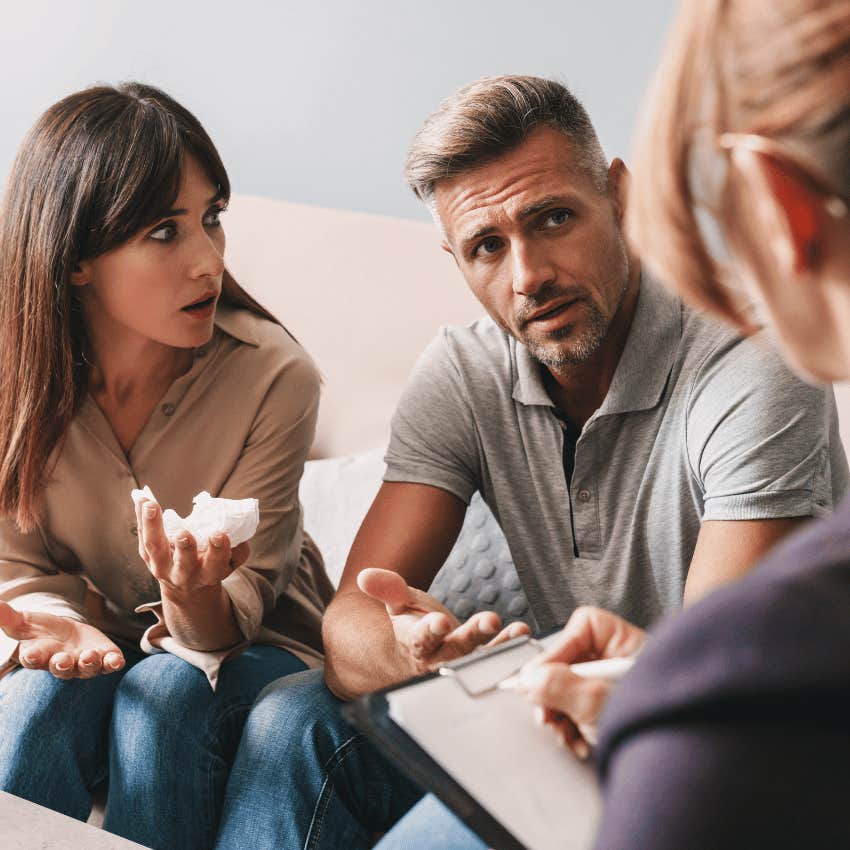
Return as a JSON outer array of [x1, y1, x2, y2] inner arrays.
[[518, 195, 570, 220], [460, 224, 498, 251]]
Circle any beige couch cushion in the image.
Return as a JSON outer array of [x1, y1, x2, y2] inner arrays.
[[223, 194, 484, 458]]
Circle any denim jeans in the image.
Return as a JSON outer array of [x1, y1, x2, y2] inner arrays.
[[215, 668, 424, 850], [0, 644, 306, 850], [373, 794, 488, 850]]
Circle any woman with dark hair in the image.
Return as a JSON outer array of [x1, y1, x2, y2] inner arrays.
[[0, 83, 332, 849]]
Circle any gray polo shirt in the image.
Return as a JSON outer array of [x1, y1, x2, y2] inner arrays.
[[384, 276, 848, 630]]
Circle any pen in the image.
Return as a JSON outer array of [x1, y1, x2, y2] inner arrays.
[[497, 655, 635, 691]]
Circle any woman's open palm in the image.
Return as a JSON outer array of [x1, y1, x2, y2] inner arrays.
[[0, 600, 125, 679]]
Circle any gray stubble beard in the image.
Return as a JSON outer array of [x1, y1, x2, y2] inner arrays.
[[521, 304, 609, 368]]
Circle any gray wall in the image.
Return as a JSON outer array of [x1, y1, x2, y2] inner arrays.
[[0, 0, 677, 220]]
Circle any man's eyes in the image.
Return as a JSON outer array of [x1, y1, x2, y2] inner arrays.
[[472, 236, 503, 258], [541, 209, 571, 228]]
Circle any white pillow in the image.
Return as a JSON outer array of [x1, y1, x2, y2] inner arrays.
[[298, 446, 534, 627], [299, 447, 386, 587]]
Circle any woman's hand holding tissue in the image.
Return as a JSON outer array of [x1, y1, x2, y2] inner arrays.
[[135, 497, 248, 652], [135, 497, 251, 592], [0, 600, 125, 679]]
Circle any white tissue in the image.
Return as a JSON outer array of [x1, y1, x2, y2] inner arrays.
[[131, 486, 259, 551]]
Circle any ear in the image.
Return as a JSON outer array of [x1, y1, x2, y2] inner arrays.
[[731, 148, 823, 274], [441, 240, 460, 267], [607, 158, 630, 224], [69, 260, 91, 288]]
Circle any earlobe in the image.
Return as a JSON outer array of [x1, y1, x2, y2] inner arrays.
[[69, 262, 89, 288]]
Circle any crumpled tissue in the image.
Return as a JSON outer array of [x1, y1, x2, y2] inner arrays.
[[131, 485, 259, 551]]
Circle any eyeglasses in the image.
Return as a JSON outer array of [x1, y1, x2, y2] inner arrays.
[[685, 129, 848, 327], [717, 132, 849, 220]]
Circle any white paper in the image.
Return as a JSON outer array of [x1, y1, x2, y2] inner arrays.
[[387, 632, 600, 850], [131, 486, 259, 551]]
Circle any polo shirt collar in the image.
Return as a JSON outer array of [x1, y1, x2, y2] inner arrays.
[[511, 273, 682, 415], [213, 303, 261, 347]]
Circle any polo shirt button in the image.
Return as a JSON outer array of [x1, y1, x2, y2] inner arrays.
[[161, 403, 176, 416], [578, 489, 592, 502]]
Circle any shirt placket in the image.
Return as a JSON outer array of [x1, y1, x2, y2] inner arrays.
[[570, 426, 602, 559]]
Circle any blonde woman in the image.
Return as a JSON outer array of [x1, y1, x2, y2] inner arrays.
[[591, 1, 850, 846], [376, 1, 850, 848], [0, 84, 332, 850]]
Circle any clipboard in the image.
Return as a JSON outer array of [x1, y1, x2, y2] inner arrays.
[[342, 632, 601, 850]]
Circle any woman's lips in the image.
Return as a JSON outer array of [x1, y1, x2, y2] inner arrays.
[[181, 295, 217, 319]]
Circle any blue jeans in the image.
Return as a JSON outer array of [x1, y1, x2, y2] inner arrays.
[[0, 644, 305, 850], [373, 794, 488, 850], [215, 668, 424, 850]]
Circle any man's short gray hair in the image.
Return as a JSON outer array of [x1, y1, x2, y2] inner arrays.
[[405, 75, 609, 209]]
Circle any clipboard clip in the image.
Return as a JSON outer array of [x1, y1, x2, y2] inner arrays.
[[438, 635, 545, 698]]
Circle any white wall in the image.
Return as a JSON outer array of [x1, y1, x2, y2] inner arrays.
[[0, 0, 677, 220]]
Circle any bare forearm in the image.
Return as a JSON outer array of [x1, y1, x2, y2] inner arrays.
[[322, 592, 416, 700], [160, 584, 243, 652]]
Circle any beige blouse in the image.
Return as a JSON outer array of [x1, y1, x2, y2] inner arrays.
[[0, 306, 333, 688]]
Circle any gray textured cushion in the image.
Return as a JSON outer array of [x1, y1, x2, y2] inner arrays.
[[430, 491, 534, 628], [300, 448, 533, 626]]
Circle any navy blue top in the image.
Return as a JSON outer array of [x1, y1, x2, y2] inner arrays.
[[594, 497, 850, 849]]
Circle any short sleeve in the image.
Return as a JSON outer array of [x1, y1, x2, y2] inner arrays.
[[384, 331, 480, 504], [686, 332, 845, 521]]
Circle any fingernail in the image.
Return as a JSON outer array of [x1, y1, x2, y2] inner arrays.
[[574, 739, 591, 761], [144, 504, 158, 518], [479, 620, 497, 634], [22, 652, 38, 665], [55, 661, 71, 671], [533, 706, 546, 726], [211, 534, 226, 548], [176, 535, 191, 549]]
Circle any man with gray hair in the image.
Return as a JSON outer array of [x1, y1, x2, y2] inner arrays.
[[213, 76, 846, 850]]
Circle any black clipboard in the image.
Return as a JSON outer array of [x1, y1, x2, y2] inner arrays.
[[342, 633, 599, 850]]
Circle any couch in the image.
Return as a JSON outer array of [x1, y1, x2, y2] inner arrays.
[[82, 192, 849, 834]]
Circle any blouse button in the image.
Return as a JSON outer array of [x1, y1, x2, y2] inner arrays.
[[161, 403, 176, 416]]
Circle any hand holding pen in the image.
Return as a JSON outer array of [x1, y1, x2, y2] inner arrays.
[[504, 606, 646, 759]]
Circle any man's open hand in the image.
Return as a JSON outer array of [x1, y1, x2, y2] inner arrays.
[[357, 567, 530, 676]]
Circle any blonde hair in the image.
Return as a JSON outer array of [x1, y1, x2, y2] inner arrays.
[[405, 75, 609, 208], [628, 0, 850, 326]]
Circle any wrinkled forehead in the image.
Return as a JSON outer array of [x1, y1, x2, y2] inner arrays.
[[432, 128, 600, 243]]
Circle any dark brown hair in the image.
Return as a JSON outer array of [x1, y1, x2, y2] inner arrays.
[[0, 82, 277, 530], [405, 75, 608, 206]]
